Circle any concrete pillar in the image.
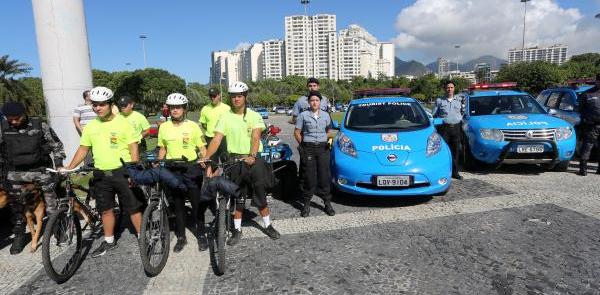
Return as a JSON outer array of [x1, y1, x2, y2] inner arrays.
[[32, 0, 93, 160]]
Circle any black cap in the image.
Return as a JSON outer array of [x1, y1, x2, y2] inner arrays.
[[116, 96, 133, 107], [307, 77, 319, 85], [308, 90, 322, 100], [1, 101, 26, 116], [208, 87, 220, 98]]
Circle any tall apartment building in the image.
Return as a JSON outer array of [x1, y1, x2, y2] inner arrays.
[[474, 63, 491, 83], [263, 39, 286, 79], [508, 44, 568, 65], [437, 57, 449, 76], [240, 43, 264, 82], [336, 24, 395, 80], [285, 14, 338, 80], [210, 51, 230, 85], [375, 42, 395, 78]]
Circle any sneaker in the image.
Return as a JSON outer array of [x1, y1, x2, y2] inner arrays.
[[227, 229, 242, 246], [91, 241, 118, 258], [173, 237, 187, 253], [264, 225, 280, 240], [324, 204, 336, 216], [300, 204, 310, 218], [197, 236, 208, 252]]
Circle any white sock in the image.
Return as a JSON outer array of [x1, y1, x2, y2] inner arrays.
[[233, 219, 242, 230], [105, 235, 114, 244], [262, 215, 271, 228]]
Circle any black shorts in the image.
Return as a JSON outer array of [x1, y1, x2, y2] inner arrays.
[[93, 167, 143, 214], [228, 157, 270, 209]]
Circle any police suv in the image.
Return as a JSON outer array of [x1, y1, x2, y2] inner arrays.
[[462, 82, 576, 171], [331, 88, 452, 196]]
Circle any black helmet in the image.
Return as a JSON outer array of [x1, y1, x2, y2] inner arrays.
[[2, 101, 26, 116]]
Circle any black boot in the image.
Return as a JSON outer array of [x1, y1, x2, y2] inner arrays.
[[301, 199, 311, 218], [10, 231, 26, 255], [197, 223, 208, 252], [324, 202, 336, 216], [579, 160, 588, 176]]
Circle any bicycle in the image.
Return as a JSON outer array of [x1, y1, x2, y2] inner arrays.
[[129, 158, 188, 277], [202, 157, 245, 275], [41, 166, 99, 283]]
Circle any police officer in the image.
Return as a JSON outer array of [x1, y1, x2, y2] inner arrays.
[[199, 87, 230, 163], [117, 96, 151, 153], [0, 101, 66, 254], [63, 86, 143, 258], [202, 81, 280, 246], [290, 77, 330, 124], [294, 91, 335, 217], [578, 73, 600, 176], [433, 81, 464, 180]]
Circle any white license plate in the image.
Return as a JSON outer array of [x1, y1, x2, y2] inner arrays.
[[376, 176, 410, 187], [517, 145, 544, 153]]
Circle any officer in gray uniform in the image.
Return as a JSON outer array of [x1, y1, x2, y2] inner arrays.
[[0, 101, 66, 254], [578, 73, 600, 176], [291, 78, 330, 124], [432, 81, 464, 180], [294, 91, 335, 217]]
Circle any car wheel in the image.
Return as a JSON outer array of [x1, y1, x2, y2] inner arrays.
[[544, 160, 570, 172], [462, 139, 484, 171]]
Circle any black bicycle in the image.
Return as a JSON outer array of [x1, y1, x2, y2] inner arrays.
[[42, 166, 99, 283], [131, 158, 188, 277], [203, 158, 244, 275]]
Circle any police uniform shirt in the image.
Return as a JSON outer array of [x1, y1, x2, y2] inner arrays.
[[292, 95, 330, 116], [432, 96, 463, 124], [296, 110, 331, 143]]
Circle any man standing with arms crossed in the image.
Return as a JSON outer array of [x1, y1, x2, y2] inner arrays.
[[62, 86, 143, 258], [432, 81, 464, 180], [199, 87, 230, 163]]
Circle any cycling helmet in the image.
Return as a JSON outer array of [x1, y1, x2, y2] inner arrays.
[[228, 82, 249, 94], [166, 93, 188, 106], [89, 86, 114, 102]]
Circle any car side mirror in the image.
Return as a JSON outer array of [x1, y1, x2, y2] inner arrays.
[[548, 108, 558, 115], [332, 120, 340, 130], [433, 118, 444, 126]]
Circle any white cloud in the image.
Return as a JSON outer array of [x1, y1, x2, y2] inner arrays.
[[393, 0, 600, 63]]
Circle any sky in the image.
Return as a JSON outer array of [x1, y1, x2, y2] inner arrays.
[[1, 0, 599, 84]]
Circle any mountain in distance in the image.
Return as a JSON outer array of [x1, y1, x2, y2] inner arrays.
[[394, 58, 430, 76], [426, 55, 507, 73]]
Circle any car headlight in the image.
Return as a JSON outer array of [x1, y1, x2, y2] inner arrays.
[[427, 132, 442, 157], [480, 128, 504, 141], [337, 132, 357, 158], [555, 127, 573, 141]]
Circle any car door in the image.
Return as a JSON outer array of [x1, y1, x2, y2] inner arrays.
[[536, 90, 551, 109], [545, 91, 579, 125]]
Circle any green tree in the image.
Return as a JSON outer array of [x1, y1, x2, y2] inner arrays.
[[561, 53, 600, 79], [495, 61, 564, 94], [19, 77, 45, 115], [410, 74, 442, 102], [0, 55, 32, 104]]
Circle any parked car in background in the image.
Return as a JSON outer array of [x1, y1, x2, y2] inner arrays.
[[256, 107, 269, 119], [275, 106, 287, 114]]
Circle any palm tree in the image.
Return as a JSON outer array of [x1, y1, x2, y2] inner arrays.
[[0, 55, 32, 103]]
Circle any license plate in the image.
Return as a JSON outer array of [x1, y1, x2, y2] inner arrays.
[[376, 176, 410, 187], [517, 145, 544, 153]]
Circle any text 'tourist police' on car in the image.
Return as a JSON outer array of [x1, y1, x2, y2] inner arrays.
[[331, 95, 452, 197], [461, 82, 576, 171]]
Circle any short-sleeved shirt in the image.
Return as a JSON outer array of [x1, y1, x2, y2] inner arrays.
[[296, 110, 331, 143], [292, 95, 330, 116], [214, 109, 265, 155], [73, 104, 97, 128], [199, 102, 231, 137], [80, 115, 138, 170], [158, 120, 205, 161], [432, 96, 463, 124], [120, 111, 151, 142]]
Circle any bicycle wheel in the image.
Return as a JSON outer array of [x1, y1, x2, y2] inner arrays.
[[42, 207, 83, 283], [139, 200, 170, 277], [214, 195, 228, 275]]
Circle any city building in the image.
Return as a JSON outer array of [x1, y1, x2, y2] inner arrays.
[[437, 58, 450, 77], [285, 14, 338, 79], [474, 63, 491, 83], [508, 44, 568, 65], [337, 25, 394, 80], [262, 39, 286, 80]]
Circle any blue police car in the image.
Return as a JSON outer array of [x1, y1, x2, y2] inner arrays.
[[462, 82, 576, 171], [332, 89, 452, 196]]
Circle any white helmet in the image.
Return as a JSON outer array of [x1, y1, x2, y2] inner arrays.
[[89, 86, 114, 102], [166, 93, 188, 106], [228, 82, 249, 94]]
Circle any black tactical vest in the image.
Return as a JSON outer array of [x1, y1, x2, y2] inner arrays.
[[582, 92, 600, 124], [1, 117, 45, 170]]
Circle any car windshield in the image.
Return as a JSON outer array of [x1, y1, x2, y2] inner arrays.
[[469, 95, 545, 116], [345, 101, 429, 131]]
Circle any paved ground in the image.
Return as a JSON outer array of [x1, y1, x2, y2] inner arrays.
[[2, 114, 600, 294]]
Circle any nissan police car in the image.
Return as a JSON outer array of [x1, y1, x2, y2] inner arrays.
[[461, 82, 576, 171], [331, 88, 452, 197]]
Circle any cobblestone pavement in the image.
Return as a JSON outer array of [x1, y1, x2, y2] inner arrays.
[[1, 114, 600, 294]]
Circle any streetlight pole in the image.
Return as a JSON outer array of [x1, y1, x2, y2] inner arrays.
[[521, 0, 531, 62], [301, 0, 310, 16], [139, 35, 147, 68], [125, 62, 131, 70], [454, 45, 460, 74]]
